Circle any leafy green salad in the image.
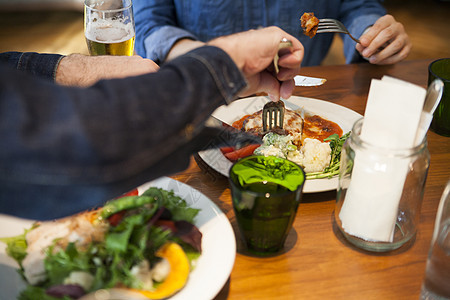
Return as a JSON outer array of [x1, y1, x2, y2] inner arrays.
[[0, 187, 202, 300]]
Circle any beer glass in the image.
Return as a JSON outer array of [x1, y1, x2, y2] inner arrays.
[[84, 0, 135, 56]]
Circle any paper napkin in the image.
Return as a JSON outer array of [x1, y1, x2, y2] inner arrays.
[[338, 76, 426, 242]]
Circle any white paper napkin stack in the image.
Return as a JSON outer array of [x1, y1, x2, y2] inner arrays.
[[339, 76, 426, 242]]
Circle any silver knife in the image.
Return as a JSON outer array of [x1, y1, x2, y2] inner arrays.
[[294, 75, 327, 87]]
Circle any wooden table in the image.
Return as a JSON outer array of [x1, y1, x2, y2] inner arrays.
[[171, 59, 450, 299]]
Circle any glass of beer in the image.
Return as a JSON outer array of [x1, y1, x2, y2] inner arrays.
[[84, 0, 135, 56]]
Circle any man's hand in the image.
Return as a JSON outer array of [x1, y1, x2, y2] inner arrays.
[[208, 26, 304, 101], [56, 54, 160, 87], [356, 14, 411, 65]]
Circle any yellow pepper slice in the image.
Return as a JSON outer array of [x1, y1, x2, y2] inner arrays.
[[135, 242, 190, 299]]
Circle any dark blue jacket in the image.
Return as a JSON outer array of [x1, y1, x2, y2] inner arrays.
[[0, 47, 245, 220]]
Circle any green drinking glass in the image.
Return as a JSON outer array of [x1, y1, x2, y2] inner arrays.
[[229, 155, 305, 255], [429, 58, 450, 137]]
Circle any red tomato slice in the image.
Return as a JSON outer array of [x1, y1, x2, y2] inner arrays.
[[107, 188, 139, 226], [224, 144, 260, 162], [120, 188, 139, 197], [108, 211, 126, 226], [220, 146, 235, 154]]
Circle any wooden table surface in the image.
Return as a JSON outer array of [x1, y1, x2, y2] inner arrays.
[[170, 59, 450, 300]]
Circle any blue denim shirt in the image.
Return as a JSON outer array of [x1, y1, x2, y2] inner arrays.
[[0, 47, 246, 220], [134, 0, 386, 65]]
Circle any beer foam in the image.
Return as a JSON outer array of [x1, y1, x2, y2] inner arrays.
[[85, 18, 134, 44]]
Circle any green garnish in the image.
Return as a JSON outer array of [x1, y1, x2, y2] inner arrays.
[[231, 155, 305, 191], [306, 131, 350, 179]]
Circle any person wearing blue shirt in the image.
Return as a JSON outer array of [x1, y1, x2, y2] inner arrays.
[[0, 26, 303, 220], [134, 0, 411, 66]]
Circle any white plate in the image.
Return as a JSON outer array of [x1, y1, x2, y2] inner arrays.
[[198, 96, 362, 193], [0, 177, 236, 300]]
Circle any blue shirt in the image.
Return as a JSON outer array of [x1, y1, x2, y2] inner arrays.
[[0, 48, 245, 220], [134, 0, 386, 66]]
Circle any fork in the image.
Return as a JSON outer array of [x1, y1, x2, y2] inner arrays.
[[262, 100, 285, 132], [262, 38, 291, 132], [316, 19, 360, 44]]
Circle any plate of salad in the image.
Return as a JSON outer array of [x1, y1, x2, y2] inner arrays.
[[0, 177, 236, 300], [198, 96, 362, 193]]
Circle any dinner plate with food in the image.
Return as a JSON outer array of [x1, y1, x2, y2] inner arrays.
[[0, 177, 236, 300], [198, 96, 362, 193]]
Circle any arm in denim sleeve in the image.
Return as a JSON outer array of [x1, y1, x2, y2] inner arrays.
[[0, 46, 246, 219], [0, 51, 64, 81], [338, 0, 386, 63], [134, 0, 197, 63]]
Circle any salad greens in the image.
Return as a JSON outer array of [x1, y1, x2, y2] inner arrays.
[[0, 225, 35, 266], [1, 187, 202, 300], [19, 286, 72, 300], [306, 132, 350, 180]]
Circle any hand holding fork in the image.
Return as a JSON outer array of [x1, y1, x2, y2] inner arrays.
[[313, 15, 411, 65]]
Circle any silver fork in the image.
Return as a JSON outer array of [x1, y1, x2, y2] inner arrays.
[[262, 100, 285, 132], [316, 19, 360, 44], [262, 38, 291, 132]]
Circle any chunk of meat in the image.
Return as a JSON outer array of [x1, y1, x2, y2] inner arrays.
[[22, 211, 107, 285], [300, 12, 319, 38]]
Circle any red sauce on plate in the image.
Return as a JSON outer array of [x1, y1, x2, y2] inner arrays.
[[232, 114, 251, 130], [303, 115, 342, 142]]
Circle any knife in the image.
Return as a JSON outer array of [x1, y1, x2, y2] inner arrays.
[[294, 75, 327, 87]]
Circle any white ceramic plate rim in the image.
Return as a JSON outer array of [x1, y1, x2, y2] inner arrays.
[[198, 96, 362, 193], [0, 177, 236, 300]]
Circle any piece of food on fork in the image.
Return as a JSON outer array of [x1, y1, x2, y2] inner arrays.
[[300, 12, 361, 43], [300, 12, 319, 38]]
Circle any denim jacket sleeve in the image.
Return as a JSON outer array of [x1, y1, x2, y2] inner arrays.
[[134, 0, 197, 63], [339, 0, 386, 64], [0, 46, 246, 220], [0, 51, 64, 81]]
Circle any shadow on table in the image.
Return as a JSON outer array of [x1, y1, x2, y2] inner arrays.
[[302, 189, 336, 203]]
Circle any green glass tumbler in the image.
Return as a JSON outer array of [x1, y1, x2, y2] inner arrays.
[[229, 155, 305, 255], [429, 58, 450, 137]]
